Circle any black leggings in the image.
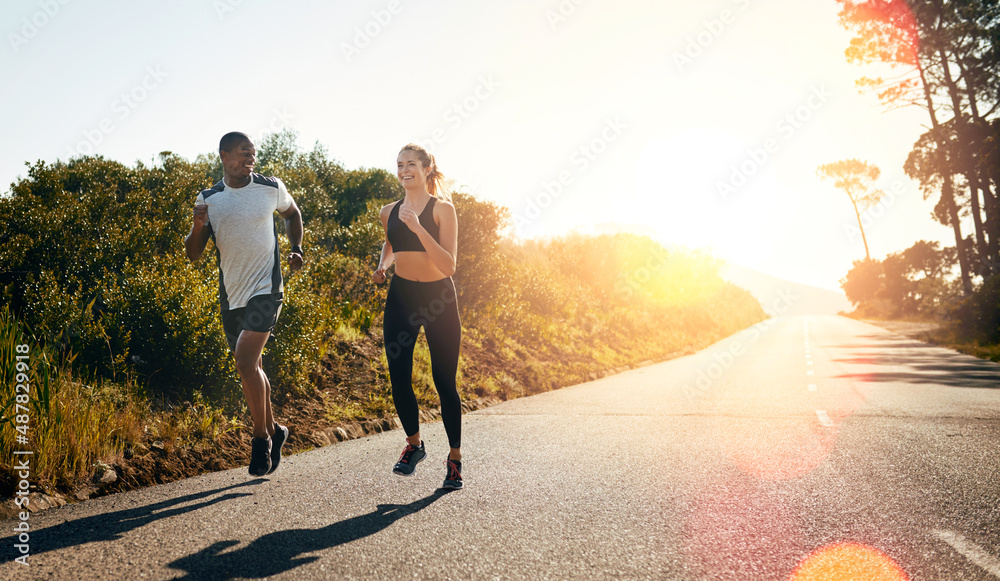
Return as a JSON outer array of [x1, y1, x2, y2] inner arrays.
[[383, 275, 462, 449]]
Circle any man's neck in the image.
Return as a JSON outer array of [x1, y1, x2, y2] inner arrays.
[[224, 174, 252, 188]]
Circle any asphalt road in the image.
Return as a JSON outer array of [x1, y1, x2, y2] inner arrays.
[[2, 315, 999, 580]]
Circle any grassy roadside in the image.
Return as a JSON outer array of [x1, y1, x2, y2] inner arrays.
[[858, 316, 1000, 362], [923, 327, 1000, 362]]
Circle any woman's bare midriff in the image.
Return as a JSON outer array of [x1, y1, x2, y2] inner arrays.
[[394, 251, 448, 281]]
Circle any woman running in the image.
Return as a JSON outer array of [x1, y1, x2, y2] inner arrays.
[[372, 143, 463, 490]]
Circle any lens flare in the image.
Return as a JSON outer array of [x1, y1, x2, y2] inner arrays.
[[790, 543, 909, 581], [843, 0, 920, 66], [716, 418, 839, 481]]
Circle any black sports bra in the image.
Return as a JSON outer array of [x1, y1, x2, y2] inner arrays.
[[387, 196, 440, 252]]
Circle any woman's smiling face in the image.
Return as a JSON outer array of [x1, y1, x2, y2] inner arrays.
[[397, 149, 429, 190]]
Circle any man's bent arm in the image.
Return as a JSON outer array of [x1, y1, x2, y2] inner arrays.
[[185, 226, 211, 261], [280, 200, 303, 249]]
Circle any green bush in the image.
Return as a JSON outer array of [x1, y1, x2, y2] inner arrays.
[[953, 273, 1000, 343], [312, 201, 386, 262], [452, 191, 511, 321], [303, 248, 383, 319], [263, 252, 338, 401], [98, 254, 237, 404]]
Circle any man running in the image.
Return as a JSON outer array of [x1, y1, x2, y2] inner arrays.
[[184, 131, 304, 477]]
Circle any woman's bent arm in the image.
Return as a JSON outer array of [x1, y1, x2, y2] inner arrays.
[[416, 201, 458, 276]]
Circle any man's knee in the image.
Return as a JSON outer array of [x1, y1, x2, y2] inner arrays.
[[234, 354, 260, 378], [233, 330, 269, 377]]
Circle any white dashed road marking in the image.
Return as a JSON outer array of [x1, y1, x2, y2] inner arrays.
[[933, 530, 1000, 578], [815, 410, 834, 427]]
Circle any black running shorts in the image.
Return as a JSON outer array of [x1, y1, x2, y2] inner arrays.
[[221, 292, 283, 353]]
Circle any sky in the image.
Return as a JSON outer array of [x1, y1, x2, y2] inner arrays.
[[2, 0, 951, 291]]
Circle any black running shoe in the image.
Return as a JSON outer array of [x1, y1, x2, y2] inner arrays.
[[267, 423, 288, 475], [393, 441, 426, 476], [442, 459, 463, 490], [249, 436, 272, 477]]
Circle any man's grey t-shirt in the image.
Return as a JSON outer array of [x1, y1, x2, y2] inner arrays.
[[195, 174, 294, 310]]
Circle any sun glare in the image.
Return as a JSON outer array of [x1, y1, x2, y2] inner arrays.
[[633, 125, 814, 274], [790, 543, 909, 581]]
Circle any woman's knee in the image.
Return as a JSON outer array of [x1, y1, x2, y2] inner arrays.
[[436, 383, 462, 408]]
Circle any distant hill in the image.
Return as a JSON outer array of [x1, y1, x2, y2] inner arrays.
[[720, 263, 853, 316], [566, 222, 854, 316]]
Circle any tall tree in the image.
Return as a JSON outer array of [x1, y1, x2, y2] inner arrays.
[[835, 0, 1000, 292], [903, 122, 978, 284], [931, 0, 1000, 275], [817, 159, 885, 260]]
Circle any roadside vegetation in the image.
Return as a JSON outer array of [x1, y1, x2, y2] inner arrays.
[[0, 130, 766, 504]]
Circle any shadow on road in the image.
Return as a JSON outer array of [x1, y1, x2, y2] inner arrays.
[[0, 480, 259, 563], [829, 335, 1000, 389], [166, 488, 453, 580]]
